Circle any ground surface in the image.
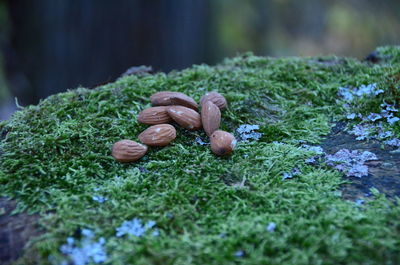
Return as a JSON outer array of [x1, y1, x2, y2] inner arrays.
[[0, 198, 41, 263], [322, 122, 400, 201], [1, 46, 400, 265]]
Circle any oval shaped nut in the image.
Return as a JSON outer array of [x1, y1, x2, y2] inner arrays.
[[201, 101, 221, 136], [170, 95, 198, 111], [200, 92, 227, 110], [151, 91, 198, 110], [137, 106, 172, 125], [210, 130, 237, 156], [112, 140, 148, 162], [150, 91, 176, 106], [167, 106, 202, 131], [138, 124, 176, 146]]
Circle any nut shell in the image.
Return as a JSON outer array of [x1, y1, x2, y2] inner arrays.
[[210, 130, 236, 156], [200, 92, 227, 110], [151, 91, 198, 110], [201, 101, 221, 136], [167, 106, 202, 130], [112, 140, 148, 162], [137, 106, 172, 125], [138, 124, 176, 146]]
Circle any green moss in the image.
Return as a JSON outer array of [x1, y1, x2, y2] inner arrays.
[[1, 46, 400, 264], [377, 46, 400, 64]]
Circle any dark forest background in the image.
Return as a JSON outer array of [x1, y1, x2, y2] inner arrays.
[[0, 0, 399, 119]]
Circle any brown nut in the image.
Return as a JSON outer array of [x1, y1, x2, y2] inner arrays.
[[150, 91, 198, 110], [137, 106, 172, 125], [112, 140, 148, 162], [167, 106, 202, 130], [210, 130, 236, 156], [138, 124, 176, 146], [170, 95, 198, 111], [201, 101, 221, 136], [200, 92, 227, 110]]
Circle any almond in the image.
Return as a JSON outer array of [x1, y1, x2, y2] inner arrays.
[[138, 124, 176, 146], [151, 91, 198, 110], [200, 92, 227, 110], [201, 101, 221, 136], [112, 140, 148, 162], [137, 106, 172, 125], [167, 106, 202, 130], [170, 95, 198, 110], [210, 130, 236, 156]]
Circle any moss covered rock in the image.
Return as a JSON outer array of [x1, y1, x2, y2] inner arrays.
[[1, 46, 400, 264]]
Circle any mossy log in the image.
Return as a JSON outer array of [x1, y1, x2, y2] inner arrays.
[[1, 46, 400, 264]]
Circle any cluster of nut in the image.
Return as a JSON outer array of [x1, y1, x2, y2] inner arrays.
[[112, 91, 237, 163]]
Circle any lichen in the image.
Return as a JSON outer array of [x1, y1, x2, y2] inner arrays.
[[325, 149, 378, 178], [59, 229, 107, 265]]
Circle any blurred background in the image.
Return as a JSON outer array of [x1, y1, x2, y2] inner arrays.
[[0, 0, 399, 119]]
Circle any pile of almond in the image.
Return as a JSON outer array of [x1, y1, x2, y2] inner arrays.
[[112, 91, 237, 162]]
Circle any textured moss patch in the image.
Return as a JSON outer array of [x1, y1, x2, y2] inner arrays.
[[1, 47, 400, 264]]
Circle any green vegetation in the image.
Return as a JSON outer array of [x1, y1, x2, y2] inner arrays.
[[1, 47, 400, 264], [212, 1, 400, 59]]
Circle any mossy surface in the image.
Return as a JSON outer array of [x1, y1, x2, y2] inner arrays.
[[1, 46, 400, 264]]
